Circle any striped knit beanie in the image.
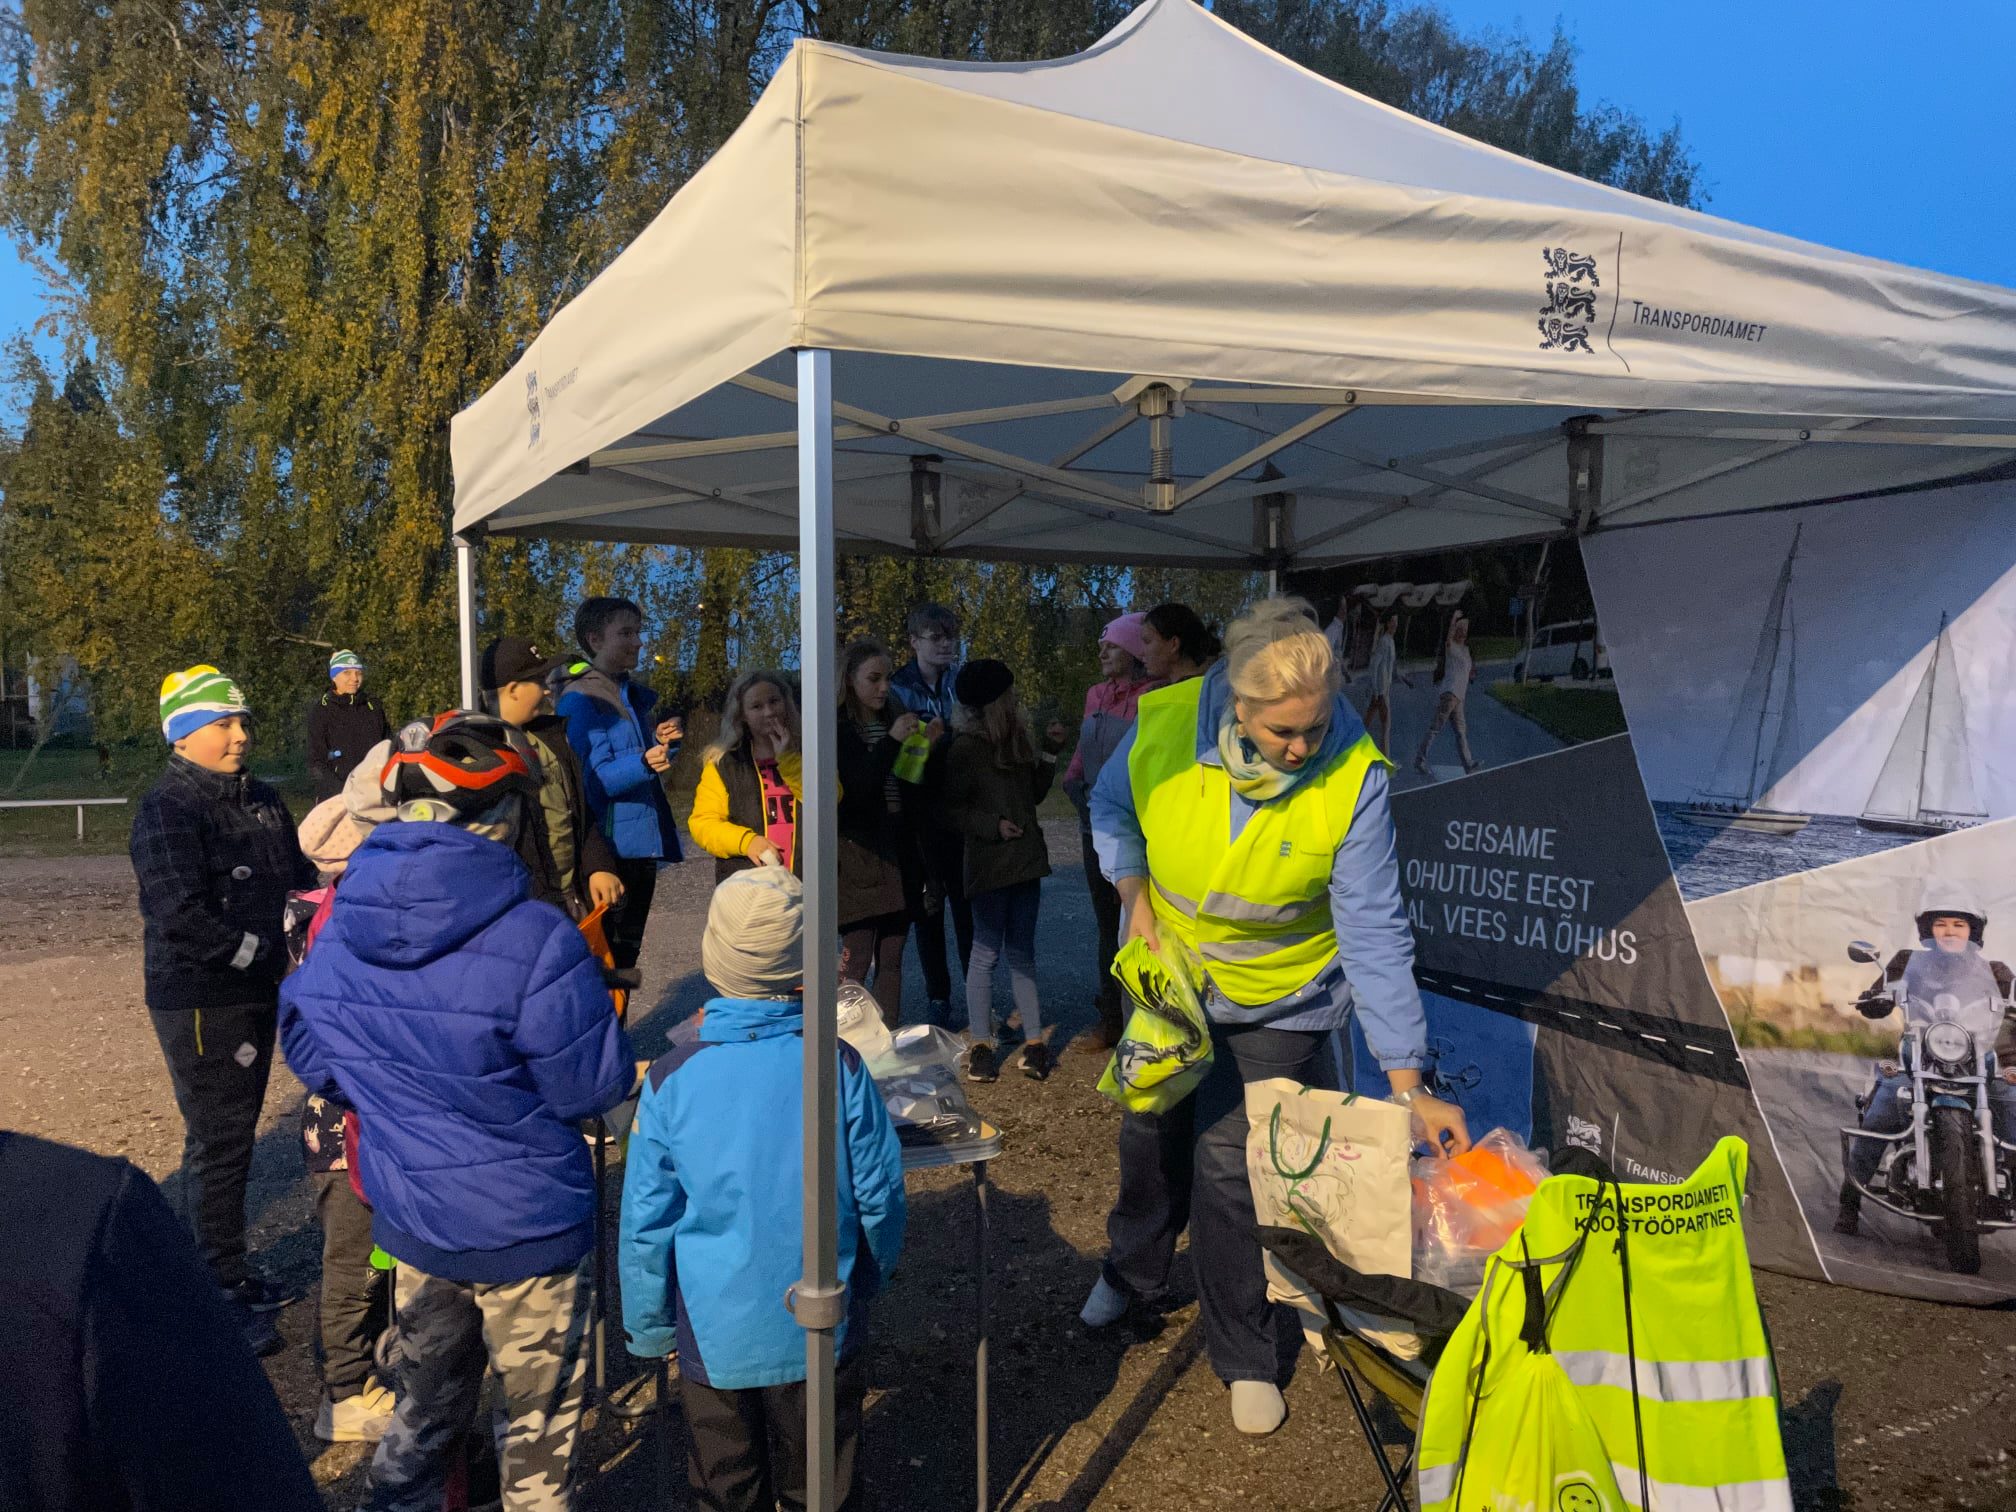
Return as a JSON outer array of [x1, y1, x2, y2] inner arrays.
[[701, 864, 803, 1000], [159, 665, 251, 744], [328, 649, 365, 677]]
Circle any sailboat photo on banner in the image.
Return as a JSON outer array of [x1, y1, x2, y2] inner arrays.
[[1858, 611, 1988, 838], [1675, 525, 1811, 835]]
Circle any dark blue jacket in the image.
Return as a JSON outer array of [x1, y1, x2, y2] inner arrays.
[[129, 757, 315, 1010], [618, 996, 906, 1389], [279, 821, 635, 1283], [557, 666, 683, 863], [0, 1133, 324, 1512]]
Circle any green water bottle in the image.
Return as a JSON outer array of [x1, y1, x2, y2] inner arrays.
[[893, 729, 933, 784]]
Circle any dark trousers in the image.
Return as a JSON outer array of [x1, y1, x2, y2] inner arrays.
[[681, 1353, 866, 1512], [315, 1171, 389, 1399], [908, 824, 972, 1007], [149, 1000, 278, 1290], [609, 857, 660, 971], [1102, 1022, 1324, 1384], [1079, 826, 1124, 1038], [841, 913, 910, 1028]]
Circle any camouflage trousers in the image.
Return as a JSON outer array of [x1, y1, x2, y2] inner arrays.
[[364, 1256, 592, 1512]]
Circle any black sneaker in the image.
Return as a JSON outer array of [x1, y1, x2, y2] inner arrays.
[[236, 1301, 284, 1359], [227, 1275, 301, 1313], [1018, 1043, 1052, 1082], [966, 1043, 999, 1083]]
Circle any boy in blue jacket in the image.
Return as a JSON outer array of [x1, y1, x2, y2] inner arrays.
[[620, 866, 906, 1512], [280, 712, 636, 1512], [557, 595, 684, 972]]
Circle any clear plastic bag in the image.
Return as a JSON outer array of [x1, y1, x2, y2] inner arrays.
[[835, 980, 894, 1065], [1411, 1128, 1549, 1295], [866, 1023, 975, 1135]]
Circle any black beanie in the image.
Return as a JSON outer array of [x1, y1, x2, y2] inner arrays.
[[954, 659, 1013, 709]]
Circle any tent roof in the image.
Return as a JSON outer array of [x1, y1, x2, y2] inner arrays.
[[451, 0, 2016, 567]]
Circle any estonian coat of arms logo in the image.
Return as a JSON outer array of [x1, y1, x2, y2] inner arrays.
[[1538, 247, 1601, 354]]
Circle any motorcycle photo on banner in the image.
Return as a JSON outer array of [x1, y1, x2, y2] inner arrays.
[[1587, 477, 2016, 1303], [1838, 896, 2016, 1276]]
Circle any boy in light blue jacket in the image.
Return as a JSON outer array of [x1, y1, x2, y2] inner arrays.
[[620, 866, 905, 1512]]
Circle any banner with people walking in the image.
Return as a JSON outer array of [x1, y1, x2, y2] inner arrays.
[[1326, 476, 2016, 1302]]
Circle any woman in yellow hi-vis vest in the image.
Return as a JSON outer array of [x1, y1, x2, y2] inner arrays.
[[1080, 598, 1470, 1437]]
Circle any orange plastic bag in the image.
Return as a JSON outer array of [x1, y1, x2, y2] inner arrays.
[[577, 903, 627, 1024]]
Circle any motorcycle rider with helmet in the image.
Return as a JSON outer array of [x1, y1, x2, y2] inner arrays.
[[1836, 880, 2016, 1236]]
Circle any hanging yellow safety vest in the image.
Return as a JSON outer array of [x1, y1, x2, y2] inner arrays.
[[1126, 678, 1384, 1007], [1417, 1136, 1791, 1512]]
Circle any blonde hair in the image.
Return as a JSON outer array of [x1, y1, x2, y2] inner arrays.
[[1224, 597, 1338, 704], [705, 669, 800, 764], [954, 689, 1035, 769]]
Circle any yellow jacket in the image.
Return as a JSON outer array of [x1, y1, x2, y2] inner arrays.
[[688, 748, 813, 866]]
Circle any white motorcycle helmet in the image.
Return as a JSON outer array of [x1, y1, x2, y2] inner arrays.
[[1914, 879, 1988, 946]]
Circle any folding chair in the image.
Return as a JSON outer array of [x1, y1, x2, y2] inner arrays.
[[1258, 1226, 1471, 1512]]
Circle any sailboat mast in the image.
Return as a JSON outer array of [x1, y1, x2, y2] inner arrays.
[[1915, 611, 1945, 821], [1746, 528, 1799, 807]]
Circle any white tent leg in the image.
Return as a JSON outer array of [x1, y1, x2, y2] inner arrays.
[[793, 348, 844, 1512], [455, 535, 480, 709]]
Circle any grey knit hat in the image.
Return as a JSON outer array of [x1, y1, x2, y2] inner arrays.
[[701, 865, 804, 1000]]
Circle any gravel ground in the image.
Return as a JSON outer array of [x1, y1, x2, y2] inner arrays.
[[5, 832, 2016, 1511]]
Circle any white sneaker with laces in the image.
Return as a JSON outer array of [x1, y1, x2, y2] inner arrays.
[[1230, 1380, 1287, 1436], [1078, 1275, 1130, 1328], [315, 1390, 395, 1444]]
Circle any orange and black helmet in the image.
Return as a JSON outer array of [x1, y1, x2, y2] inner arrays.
[[379, 711, 539, 817]]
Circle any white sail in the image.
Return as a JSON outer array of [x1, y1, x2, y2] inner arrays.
[[1862, 615, 1986, 824], [1697, 527, 1803, 809]]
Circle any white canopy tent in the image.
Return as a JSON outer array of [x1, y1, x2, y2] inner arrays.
[[448, 3, 2016, 1504]]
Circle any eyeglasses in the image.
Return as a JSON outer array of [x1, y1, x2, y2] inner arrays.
[[914, 631, 958, 646]]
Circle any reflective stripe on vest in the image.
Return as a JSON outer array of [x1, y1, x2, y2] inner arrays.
[[1126, 679, 1384, 1007], [1416, 1136, 1791, 1512]]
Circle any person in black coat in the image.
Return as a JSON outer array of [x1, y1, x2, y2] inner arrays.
[[307, 649, 391, 802], [132, 665, 316, 1353], [837, 639, 921, 1027], [0, 1130, 327, 1512]]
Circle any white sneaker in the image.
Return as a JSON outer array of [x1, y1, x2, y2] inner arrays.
[[315, 1390, 395, 1444], [1230, 1380, 1287, 1436], [1079, 1275, 1130, 1328]]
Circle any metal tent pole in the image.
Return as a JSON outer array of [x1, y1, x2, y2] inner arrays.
[[454, 535, 480, 709], [793, 348, 845, 1512]]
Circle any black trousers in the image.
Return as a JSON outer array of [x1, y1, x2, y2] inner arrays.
[[681, 1353, 866, 1512], [1079, 825, 1124, 1039], [909, 824, 972, 1007], [148, 999, 278, 1290], [1102, 1023, 1325, 1383], [315, 1171, 389, 1398], [609, 857, 660, 972]]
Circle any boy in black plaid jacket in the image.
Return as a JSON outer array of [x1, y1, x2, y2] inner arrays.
[[130, 665, 314, 1355]]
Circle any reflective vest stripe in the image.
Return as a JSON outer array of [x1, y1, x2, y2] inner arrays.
[[1153, 878, 1198, 918], [1556, 1351, 1777, 1404], [1607, 1464, 1794, 1512], [1203, 930, 1327, 963], [1419, 1461, 1790, 1512], [1199, 890, 1321, 927]]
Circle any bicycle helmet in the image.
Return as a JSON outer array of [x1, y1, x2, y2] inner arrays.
[[379, 710, 539, 822]]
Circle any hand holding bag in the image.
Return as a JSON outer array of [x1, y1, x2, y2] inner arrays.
[[1096, 937, 1214, 1115]]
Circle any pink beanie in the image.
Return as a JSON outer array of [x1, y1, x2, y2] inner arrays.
[[1102, 611, 1150, 665]]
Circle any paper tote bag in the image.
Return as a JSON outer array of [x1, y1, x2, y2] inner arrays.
[[1244, 1079, 1418, 1357]]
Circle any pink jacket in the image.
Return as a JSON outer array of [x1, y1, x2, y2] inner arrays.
[[1063, 677, 1151, 793]]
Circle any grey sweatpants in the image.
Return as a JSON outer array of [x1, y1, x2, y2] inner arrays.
[[365, 1256, 592, 1512]]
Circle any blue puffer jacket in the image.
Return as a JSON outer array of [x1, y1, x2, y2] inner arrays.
[[618, 996, 906, 1389], [557, 666, 683, 863], [279, 822, 636, 1283]]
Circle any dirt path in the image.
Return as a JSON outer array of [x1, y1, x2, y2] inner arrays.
[[5, 842, 2015, 1510]]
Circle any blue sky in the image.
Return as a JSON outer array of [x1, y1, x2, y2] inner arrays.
[[1, 2, 2010, 370], [1434, 0, 2016, 287]]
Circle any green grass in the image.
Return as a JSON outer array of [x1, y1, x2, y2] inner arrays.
[[1467, 635, 1525, 663], [1733, 1016, 1895, 1060], [1486, 681, 1629, 745], [0, 744, 317, 857]]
